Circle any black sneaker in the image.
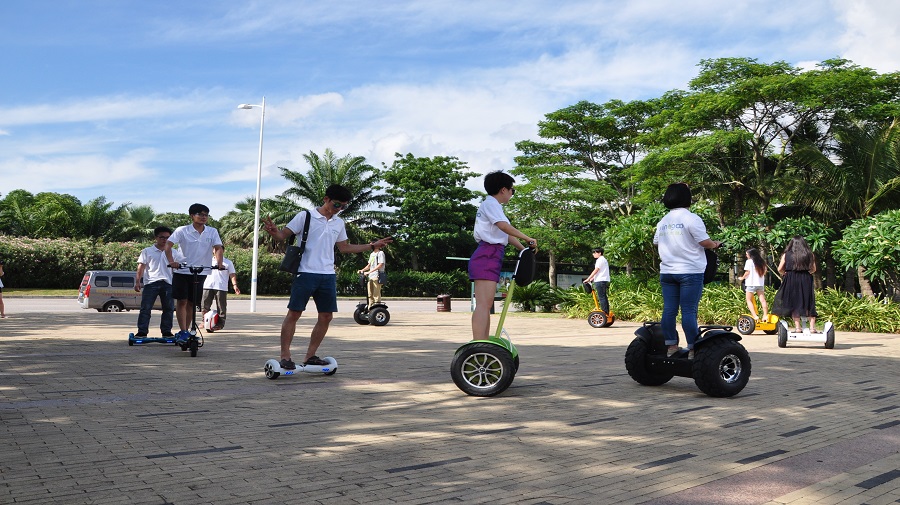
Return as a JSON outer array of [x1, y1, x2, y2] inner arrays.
[[161, 332, 175, 337], [279, 359, 296, 370], [135, 332, 148, 337], [304, 356, 328, 366]]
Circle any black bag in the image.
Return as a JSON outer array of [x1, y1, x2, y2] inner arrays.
[[703, 248, 719, 284], [278, 210, 311, 273], [377, 270, 387, 284]]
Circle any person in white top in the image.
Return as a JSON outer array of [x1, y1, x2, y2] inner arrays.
[[584, 247, 611, 314], [469, 171, 536, 341], [737, 248, 768, 321], [653, 183, 721, 358], [165, 203, 224, 341], [263, 184, 393, 370], [357, 244, 386, 304], [134, 226, 184, 337], [0, 259, 7, 318], [201, 250, 240, 330]]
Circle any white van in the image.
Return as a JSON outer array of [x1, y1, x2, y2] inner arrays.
[[78, 270, 162, 312]]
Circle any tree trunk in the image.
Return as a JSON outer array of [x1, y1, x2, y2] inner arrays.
[[858, 265, 875, 298], [548, 250, 558, 288]]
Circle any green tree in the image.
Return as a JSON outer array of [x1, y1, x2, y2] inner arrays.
[[382, 153, 479, 272]]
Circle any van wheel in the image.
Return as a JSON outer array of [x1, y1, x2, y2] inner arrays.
[[102, 301, 125, 312]]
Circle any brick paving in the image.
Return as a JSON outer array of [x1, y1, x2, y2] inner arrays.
[[1, 303, 898, 504]]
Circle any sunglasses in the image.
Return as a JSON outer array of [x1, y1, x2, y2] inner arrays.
[[156, 235, 171, 240], [331, 200, 349, 209], [508, 187, 516, 195]]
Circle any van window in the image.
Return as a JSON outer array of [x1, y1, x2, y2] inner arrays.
[[111, 276, 134, 288], [95, 275, 110, 287]]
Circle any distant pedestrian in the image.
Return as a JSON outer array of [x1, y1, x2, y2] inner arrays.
[[201, 251, 240, 331], [0, 259, 7, 318], [583, 247, 610, 314], [357, 243, 386, 305]]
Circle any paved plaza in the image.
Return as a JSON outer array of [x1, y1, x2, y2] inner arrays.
[[1, 298, 899, 504]]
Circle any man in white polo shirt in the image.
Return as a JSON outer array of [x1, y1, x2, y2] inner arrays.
[[166, 203, 224, 342], [263, 184, 392, 370], [134, 226, 184, 337]]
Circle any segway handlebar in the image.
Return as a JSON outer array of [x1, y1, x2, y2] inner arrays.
[[168, 263, 226, 274]]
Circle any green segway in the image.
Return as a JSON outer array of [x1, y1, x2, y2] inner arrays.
[[450, 246, 536, 397]]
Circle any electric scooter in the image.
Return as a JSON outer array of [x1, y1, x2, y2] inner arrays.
[[353, 273, 390, 326], [776, 319, 835, 349], [735, 295, 779, 335], [582, 281, 615, 328], [624, 322, 752, 397], [450, 246, 536, 397], [128, 263, 220, 357]]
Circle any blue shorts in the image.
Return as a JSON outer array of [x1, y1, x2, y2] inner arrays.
[[468, 242, 504, 282], [288, 273, 338, 313]]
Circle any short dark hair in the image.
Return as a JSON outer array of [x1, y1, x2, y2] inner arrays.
[[592, 247, 604, 254], [662, 183, 692, 209], [154, 226, 173, 237], [484, 171, 515, 196], [189, 203, 209, 215], [325, 184, 353, 203]]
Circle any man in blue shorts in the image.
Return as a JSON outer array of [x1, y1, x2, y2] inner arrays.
[[263, 184, 392, 370]]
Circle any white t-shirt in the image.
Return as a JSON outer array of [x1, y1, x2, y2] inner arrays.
[[653, 208, 710, 274], [168, 224, 223, 274], [138, 245, 184, 284], [203, 257, 236, 291], [367, 250, 385, 280], [593, 256, 610, 282], [473, 196, 510, 245], [743, 258, 766, 286], [285, 208, 348, 274]]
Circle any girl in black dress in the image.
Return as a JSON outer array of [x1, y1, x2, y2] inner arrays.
[[773, 236, 818, 332]]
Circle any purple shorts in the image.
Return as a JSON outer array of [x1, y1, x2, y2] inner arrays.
[[468, 242, 505, 282]]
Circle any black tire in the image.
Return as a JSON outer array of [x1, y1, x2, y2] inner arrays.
[[450, 342, 516, 397], [736, 315, 756, 335], [825, 326, 835, 349], [369, 307, 390, 326], [264, 362, 280, 380], [692, 338, 751, 397], [102, 301, 125, 312], [324, 367, 338, 376], [189, 338, 198, 357], [588, 311, 608, 328], [624, 337, 673, 386], [763, 329, 778, 335], [353, 305, 370, 325], [777, 323, 788, 348]]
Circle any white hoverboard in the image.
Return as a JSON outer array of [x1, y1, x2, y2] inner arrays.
[[777, 320, 835, 349], [264, 357, 338, 379]]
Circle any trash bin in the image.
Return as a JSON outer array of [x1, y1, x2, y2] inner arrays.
[[437, 294, 451, 312]]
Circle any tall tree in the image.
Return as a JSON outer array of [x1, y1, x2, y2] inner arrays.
[[382, 153, 478, 272]]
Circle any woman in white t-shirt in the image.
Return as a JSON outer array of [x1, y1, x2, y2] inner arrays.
[[737, 248, 768, 321], [653, 183, 721, 358]]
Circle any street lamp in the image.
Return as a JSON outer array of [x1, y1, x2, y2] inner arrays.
[[238, 97, 265, 312]]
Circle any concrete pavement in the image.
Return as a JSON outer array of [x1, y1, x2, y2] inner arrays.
[[0, 303, 898, 504]]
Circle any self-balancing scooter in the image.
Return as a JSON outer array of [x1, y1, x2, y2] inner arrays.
[[776, 320, 835, 349], [624, 322, 752, 397], [263, 356, 338, 379], [582, 282, 615, 328], [128, 264, 219, 357], [353, 273, 390, 326], [735, 296, 779, 335], [450, 246, 536, 397]]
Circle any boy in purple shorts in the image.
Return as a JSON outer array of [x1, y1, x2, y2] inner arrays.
[[469, 171, 537, 340]]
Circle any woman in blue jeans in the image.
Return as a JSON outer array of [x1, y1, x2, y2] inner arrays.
[[653, 183, 721, 358]]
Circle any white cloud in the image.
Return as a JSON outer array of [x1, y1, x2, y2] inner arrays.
[[836, 0, 900, 72]]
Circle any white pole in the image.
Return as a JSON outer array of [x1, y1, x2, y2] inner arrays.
[[250, 97, 266, 312]]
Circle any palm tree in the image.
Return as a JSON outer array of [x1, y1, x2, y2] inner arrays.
[[218, 196, 296, 252], [791, 118, 900, 295], [121, 204, 159, 241]]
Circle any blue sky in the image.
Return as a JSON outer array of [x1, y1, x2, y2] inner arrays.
[[1, 1, 898, 217]]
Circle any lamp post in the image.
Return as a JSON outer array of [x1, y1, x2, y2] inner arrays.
[[238, 97, 265, 312]]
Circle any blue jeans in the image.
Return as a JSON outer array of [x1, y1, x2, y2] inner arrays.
[[137, 280, 175, 334], [660, 273, 704, 349], [592, 281, 610, 314]]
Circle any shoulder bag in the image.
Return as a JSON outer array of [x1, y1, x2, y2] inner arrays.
[[279, 210, 311, 273]]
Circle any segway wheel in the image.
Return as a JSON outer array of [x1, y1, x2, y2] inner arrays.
[[588, 311, 608, 328], [777, 322, 788, 348], [451, 342, 516, 397], [603, 314, 615, 327], [763, 329, 778, 335], [692, 338, 751, 397], [264, 362, 280, 380], [369, 307, 390, 326], [353, 305, 370, 325], [736, 315, 756, 335], [624, 337, 674, 386], [825, 326, 835, 349], [189, 338, 198, 357]]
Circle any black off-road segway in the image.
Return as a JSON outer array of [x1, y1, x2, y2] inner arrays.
[[353, 273, 390, 326], [625, 322, 751, 397], [450, 246, 536, 397], [128, 264, 219, 357]]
